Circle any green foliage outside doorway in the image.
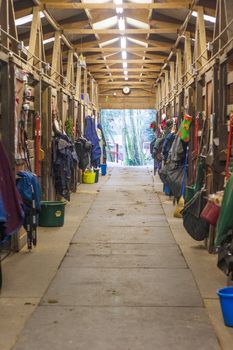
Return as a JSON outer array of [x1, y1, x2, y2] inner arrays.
[[101, 109, 156, 166]]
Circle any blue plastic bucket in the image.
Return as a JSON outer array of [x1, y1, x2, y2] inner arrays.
[[217, 287, 233, 327], [100, 164, 107, 176], [163, 184, 170, 196]]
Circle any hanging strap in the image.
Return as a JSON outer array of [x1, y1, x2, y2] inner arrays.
[[35, 112, 41, 177], [193, 114, 199, 179], [226, 113, 233, 181], [181, 145, 189, 197]]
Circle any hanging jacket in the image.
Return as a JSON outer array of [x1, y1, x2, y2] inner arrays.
[[152, 137, 164, 161], [0, 141, 24, 237], [0, 194, 7, 240], [162, 132, 176, 161], [84, 116, 101, 167], [52, 134, 78, 201], [75, 136, 92, 170], [150, 137, 156, 158], [16, 171, 41, 211]]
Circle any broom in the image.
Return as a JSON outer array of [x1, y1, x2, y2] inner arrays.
[[174, 145, 189, 218]]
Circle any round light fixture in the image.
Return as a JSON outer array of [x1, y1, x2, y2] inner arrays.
[[122, 86, 131, 95]]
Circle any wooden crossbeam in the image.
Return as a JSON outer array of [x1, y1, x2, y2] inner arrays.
[[94, 75, 157, 80], [42, 2, 190, 10], [86, 59, 164, 64], [89, 68, 160, 72], [98, 81, 154, 85], [97, 77, 156, 83], [76, 47, 170, 53], [63, 28, 180, 35]]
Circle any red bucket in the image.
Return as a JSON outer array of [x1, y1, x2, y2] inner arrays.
[[200, 200, 220, 226]]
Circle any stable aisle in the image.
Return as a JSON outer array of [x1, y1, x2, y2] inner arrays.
[[13, 167, 220, 350]]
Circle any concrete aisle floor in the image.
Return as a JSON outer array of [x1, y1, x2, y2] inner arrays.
[[9, 166, 222, 350]]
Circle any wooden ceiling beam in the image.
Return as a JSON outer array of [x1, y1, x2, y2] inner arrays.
[[94, 75, 158, 79], [74, 47, 170, 53], [86, 59, 165, 64], [63, 28, 181, 35], [89, 68, 160, 72], [98, 81, 155, 85], [42, 2, 191, 10]]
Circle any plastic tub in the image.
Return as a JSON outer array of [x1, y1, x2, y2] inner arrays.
[[100, 164, 107, 176], [83, 171, 96, 184], [217, 287, 233, 327], [39, 201, 66, 227]]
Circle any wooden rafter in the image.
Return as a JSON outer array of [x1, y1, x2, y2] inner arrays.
[[42, 2, 191, 10], [63, 28, 183, 35]]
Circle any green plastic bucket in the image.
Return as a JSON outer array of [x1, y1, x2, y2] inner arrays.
[[39, 201, 66, 227]]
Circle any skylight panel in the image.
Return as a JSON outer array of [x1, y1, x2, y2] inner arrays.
[[16, 12, 45, 26], [127, 0, 152, 3], [126, 17, 149, 29], [99, 38, 119, 47], [127, 37, 148, 47], [192, 11, 216, 23], [93, 16, 118, 30], [83, 0, 111, 3]]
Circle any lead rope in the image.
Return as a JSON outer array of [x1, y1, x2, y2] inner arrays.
[[226, 113, 233, 181]]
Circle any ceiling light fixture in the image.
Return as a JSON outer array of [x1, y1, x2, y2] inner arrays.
[[116, 7, 123, 14], [121, 36, 127, 49], [118, 17, 125, 31], [114, 0, 123, 13], [122, 50, 127, 60], [123, 61, 127, 68], [125, 76, 128, 81], [124, 70, 128, 75]]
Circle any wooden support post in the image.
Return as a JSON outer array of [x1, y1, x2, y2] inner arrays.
[[89, 77, 94, 106], [176, 49, 182, 93], [185, 32, 192, 82], [194, 6, 208, 68], [155, 85, 158, 110], [0, 61, 15, 167], [224, 0, 233, 41], [157, 82, 161, 112], [164, 70, 169, 104], [75, 64, 81, 101], [27, 7, 40, 68], [170, 62, 175, 97], [8, 0, 18, 53], [198, 7, 208, 65], [214, 0, 233, 53], [160, 76, 165, 108], [84, 68, 88, 108], [41, 86, 54, 200], [40, 21, 46, 63], [51, 31, 61, 82], [66, 50, 74, 87], [0, 0, 10, 49], [96, 83, 99, 110]]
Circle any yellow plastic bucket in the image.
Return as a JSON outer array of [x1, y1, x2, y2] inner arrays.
[[83, 170, 96, 184]]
